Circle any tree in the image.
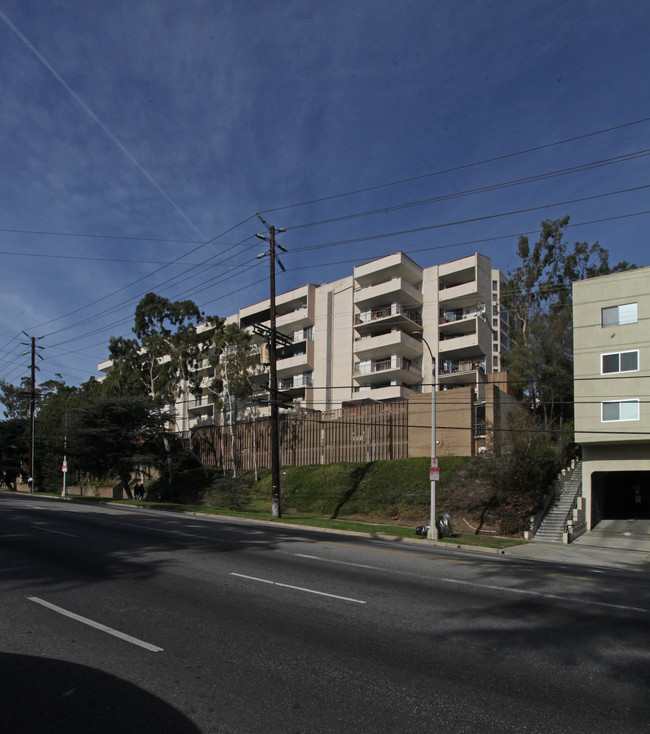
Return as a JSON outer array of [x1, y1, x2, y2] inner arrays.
[[105, 293, 216, 401], [34, 377, 103, 491], [205, 322, 258, 477], [0, 378, 31, 420], [501, 217, 634, 428], [0, 418, 28, 489], [103, 293, 233, 480], [68, 395, 168, 499]]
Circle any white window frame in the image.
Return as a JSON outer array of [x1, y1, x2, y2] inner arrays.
[[601, 399, 639, 422], [601, 350, 639, 375], [601, 303, 637, 327]]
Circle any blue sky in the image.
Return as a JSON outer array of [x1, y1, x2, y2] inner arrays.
[[0, 0, 648, 388]]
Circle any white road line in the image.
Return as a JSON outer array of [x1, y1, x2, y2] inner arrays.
[[296, 553, 377, 570], [295, 553, 649, 614], [28, 597, 163, 652], [29, 524, 76, 538], [230, 572, 367, 604], [438, 577, 650, 614]]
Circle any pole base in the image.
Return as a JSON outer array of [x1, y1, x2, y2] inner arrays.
[[427, 526, 439, 541]]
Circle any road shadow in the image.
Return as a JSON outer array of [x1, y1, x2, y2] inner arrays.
[[0, 653, 199, 733]]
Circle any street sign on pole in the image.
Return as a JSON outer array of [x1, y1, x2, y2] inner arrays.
[[62, 460, 67, 473], [430, 457, 439, 480]]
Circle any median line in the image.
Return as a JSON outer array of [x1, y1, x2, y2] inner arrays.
[[230, 572, 367, 604], [28, 597, 163, 652]]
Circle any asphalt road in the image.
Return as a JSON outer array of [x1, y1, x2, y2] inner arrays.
[[1, 493, 649, 733]]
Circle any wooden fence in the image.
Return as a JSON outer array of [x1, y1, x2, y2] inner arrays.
[[187, 401, 409, 470]]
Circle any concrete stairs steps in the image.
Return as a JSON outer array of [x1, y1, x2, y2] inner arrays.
[[535, 461, 582, 542]]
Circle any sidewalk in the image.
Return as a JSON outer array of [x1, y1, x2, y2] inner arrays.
[[501, 518, 650, 571]]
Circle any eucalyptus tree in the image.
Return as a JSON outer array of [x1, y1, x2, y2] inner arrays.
[[501, 216, 634, 428], [103, 292, 232, 478]]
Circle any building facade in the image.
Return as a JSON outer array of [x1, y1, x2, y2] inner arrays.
[[573, 267, 650, 529], [218, 251, 510, 418], [99, 251, 514, 454]]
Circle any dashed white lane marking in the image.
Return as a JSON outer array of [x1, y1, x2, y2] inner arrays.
[[230, 572, 367, 604], [28, 597, 163, 652], [294, 553, 649, 614]]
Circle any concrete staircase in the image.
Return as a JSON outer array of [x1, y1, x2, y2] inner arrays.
[[534, 461, 583, 543]]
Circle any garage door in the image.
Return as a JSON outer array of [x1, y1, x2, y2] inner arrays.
[[595, 471, 650, 519]]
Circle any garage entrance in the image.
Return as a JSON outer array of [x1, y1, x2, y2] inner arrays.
[[592, 471, 650, 523]]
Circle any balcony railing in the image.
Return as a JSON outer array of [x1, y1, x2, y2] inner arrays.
[[279, 373, 314, 390], [440, 308, 482, 323], [355, 305, 422, 326], [354, 357, 421, 377], [440, 359, 486, 375]]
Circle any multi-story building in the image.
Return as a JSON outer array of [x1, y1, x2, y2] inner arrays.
[[99, 251, 512, 438], [573, 266, 650, 529], [227, 251, 508, 414]]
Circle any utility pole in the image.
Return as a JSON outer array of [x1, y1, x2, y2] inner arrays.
[[256, 215, 288, 518], [21, 333, 43, 492], [29, 336, 36, 493]]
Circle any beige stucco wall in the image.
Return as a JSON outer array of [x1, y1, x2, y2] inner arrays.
[[582, 444, 650, 529], [408, 388, 474, 457], [573, 267, 650, 529], [314, 275, 354, 411], [574, 267, 650, 444]]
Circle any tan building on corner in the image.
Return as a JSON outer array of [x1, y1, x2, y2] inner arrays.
[[573, 267, 650, 529]]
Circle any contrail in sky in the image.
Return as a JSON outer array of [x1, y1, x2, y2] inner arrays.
[[0, 9, 206, 240]]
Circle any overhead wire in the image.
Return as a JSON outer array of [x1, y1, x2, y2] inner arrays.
[[2, 115, 649, 389], [259, 115, 650, 214]]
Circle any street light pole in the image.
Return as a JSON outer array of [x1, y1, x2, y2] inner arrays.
[[415, 332, 439, 540]]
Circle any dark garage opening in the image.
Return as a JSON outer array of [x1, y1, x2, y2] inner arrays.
[[592, 471, 650, 522]]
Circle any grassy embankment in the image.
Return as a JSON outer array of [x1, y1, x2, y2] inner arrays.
[[63, 456, 526, 549]]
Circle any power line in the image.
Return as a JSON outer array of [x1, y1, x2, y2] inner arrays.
[[285, 149, 650, 232], [260, 115, 650, 214]]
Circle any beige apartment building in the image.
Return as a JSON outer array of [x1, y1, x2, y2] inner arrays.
[[176, 251, 511, 428], [573, 267, 650, 529]]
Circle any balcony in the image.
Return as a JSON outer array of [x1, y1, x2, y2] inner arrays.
[[353, 330, 422, 360], [438, 331, 481, 359], [188, 394, 215, 414], [354, 252, 422, 288], [354, 304, 422, 336], [353, 356, 422, 386], [279, 372, 314, 396], [354, 277, 423, 309], [351, 384, 415, 401], [438, 279, 479, 308], [276, 339, 315, 378], [439, 359, 487, 387], [277, 299, 314, 332]]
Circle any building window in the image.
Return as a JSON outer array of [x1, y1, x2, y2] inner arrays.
[[492, 305, 498, 316], [601, 350, 639, 374], [602, 399, 639, 422], [601, 303, 637, 327], [493, 356, 499, 369], [492, 280, 498, 291]]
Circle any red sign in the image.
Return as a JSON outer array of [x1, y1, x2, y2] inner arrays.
[[429, 466, 439, 481], [62, 461, 68, 473]]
